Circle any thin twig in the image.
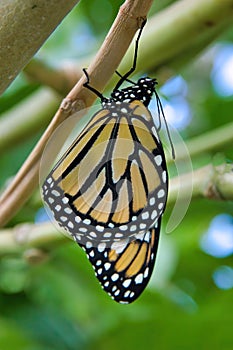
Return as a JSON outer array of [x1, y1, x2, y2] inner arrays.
[[168, 163, 233, 204], [24, 58, 83, 96], [166, 120, 233, 164]]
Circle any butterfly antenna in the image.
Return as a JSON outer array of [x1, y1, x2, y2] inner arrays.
[[154, 90, 175, 159]]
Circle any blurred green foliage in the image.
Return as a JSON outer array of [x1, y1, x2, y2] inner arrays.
[[0, 0, 232, 349]]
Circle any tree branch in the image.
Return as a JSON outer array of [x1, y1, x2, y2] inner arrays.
[[1, 0, 233, 227], [168, 162, 233, 204], [128, 0, 233, 74], [23, 0, 233, 94], [0, 88, 60, 153], [0, 223, 66, 256], [2, 0, 233, 154], [0, 0, 80, 95]]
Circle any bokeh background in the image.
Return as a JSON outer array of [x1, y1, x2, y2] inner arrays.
[[0, 0, 232, 349]]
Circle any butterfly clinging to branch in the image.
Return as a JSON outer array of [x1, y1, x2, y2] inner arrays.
[[42, 20, 174, 303]]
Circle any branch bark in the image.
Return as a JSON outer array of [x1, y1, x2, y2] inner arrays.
[[0, 0, 80, 95]]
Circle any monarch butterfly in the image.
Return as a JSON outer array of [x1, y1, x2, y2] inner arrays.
[[42, 20, 174, 303]]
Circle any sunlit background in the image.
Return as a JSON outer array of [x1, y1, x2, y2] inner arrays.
[[0, 0, 232, 349]]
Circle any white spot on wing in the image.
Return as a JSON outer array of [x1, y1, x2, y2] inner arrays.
[[140, 223, 147, 230], [115, 233, 123, 238], [68, 221, 74, 229], [111, 273, 119, 281], [104, 262, 111, 270], [123, 279, 131, 288], [51, 190, 60, 197], [144, 231, 150, 242], [151, 210, 158, 220], [86, 241, 92, 249], [135, 273, 143, 284], [121, 108, 128, 113], [149, 197, 155, 206], [144, 267, 149, 278], [119, 225, 128, 231], [158, 203, 163, 210], [89, 250, 95, 258], [64, 207, 72, 214], [162, 170, 167, 183], [104, 232, 112, 238], [158, 189, 165, 198], [111, 239, 128, 254], [124, 290, 131, 297], [130, 225, 137, 232], [98, 242, 106, 253], [142, 212, 149, 220], [75, 216, 81, 223], [90, 231, 97, 238], [79, 227, 87, 233], [155, 155, 162, 166], [96, 225, 104, 232]]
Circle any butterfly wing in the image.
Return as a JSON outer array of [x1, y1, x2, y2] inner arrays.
[[42, 100, 168, 244], [78, 217, 161, 304]]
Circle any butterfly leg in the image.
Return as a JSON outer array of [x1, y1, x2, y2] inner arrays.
[[115, 70, 135, 85], [113, 19, 147, 91], [83, 68, 107, 102]]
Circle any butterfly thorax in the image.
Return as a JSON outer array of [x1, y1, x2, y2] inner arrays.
[[102, 77, 157, 109]]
